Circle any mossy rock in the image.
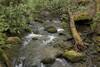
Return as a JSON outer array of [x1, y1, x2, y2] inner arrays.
[[45, 26, 57, 33], [40, 47, 62, 64], [73, 12, 92, 21], [6, 37, 21, 44], [63, 50, 85, 62]]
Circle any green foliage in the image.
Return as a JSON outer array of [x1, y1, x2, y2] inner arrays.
[[91, 12, 100, 31], [0, 0, 24, 6], [0, 1, 33, 63], [25, 0, 95, 20], [0, 4, 32, 34], [0, 33, 6, 45]]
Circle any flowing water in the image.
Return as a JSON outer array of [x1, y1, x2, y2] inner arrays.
[[13, 19, 100, 67], [13, 20, 72, 67]]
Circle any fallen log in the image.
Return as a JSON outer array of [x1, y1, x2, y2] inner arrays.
[[68, 9, 86, 51]]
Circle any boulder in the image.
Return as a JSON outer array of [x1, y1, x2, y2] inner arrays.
[[6, 37, 21, 44], [45, 26, 57, 33], [63, 50, 85, 62], [40, 47, 63, 64]]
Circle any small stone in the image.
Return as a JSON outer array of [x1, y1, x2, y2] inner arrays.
[[63, 50, 85, 62], [32, 37, 38, 40], [45, 26, 57, 33]]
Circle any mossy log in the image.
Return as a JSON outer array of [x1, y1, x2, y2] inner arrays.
[[68, 9, 86, 51]]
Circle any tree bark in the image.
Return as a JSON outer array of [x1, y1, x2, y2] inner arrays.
[[68, 9, 86, 51]]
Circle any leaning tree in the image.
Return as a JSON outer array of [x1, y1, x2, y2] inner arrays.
[[66, 0, 97, 51]]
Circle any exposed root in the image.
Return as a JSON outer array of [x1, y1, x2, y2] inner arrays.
[[68, 9, 86, 51]]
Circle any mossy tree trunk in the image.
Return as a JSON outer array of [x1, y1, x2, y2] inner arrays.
[[68, 9, 86, 51]]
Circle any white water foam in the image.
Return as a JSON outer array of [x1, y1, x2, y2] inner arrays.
[[56, 58, 66, 66], [42, 35, 56, 45], [40, 63, 45, 67], [55, 58, 72, 67], [57, 28, 64, 32], [23, 32, 43, 46]]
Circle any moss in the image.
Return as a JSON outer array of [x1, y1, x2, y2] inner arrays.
[[73, 12, 92, 21], [45, 26, 57, 33], [0, 33, 6, 45], [63, 50, 85, 62]]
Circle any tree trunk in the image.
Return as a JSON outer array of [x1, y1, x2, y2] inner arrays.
[[68, 9, 86, 51]]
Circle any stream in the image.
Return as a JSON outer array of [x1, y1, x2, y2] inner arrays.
[[13, 19, 100, 67], [13, 19, 73, 67]]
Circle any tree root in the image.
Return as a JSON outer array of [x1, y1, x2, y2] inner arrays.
[[68, 9, 86, 51]]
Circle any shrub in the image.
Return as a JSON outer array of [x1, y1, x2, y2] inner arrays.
[[0, 4, 32, 34]]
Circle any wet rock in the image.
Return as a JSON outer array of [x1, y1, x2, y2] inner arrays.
[[6, 37, 21, 44], [51, 58, 72, 67], [45, 26, 57, 33], [63, 50, 85, 62], [57, 28, 65, 35], [32, 37, 38, 40], [54, 40, 73, 50], [40, 47, 63, 64]]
